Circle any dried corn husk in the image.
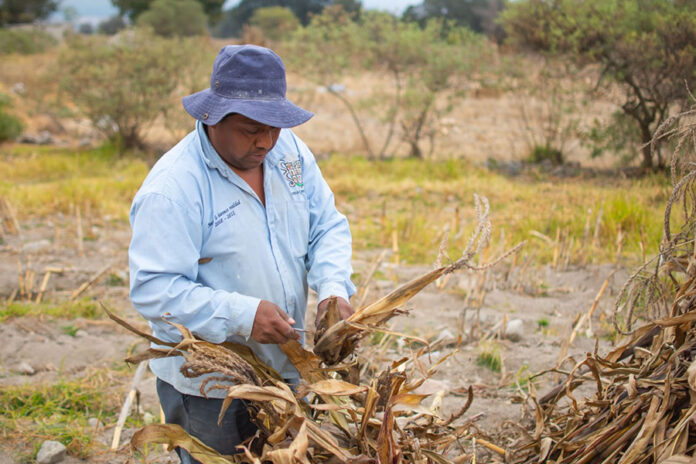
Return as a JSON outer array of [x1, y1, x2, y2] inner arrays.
[[109, 195, 521, 463], [504, 105, 696, 464]]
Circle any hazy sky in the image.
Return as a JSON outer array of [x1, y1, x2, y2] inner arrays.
[[363, 0, 420, 14], [222, 0, 420, 14], [55, 0, 421, 22]]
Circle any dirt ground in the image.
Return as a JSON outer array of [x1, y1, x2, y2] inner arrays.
[[0, 214, 630, 462]]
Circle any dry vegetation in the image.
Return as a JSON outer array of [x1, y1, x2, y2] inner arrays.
[[94, 107, 696, 464], [107, 195, 523, 463], [0, 32, 689, 464], [498, 108, 696, 463], [104, 103, 696, 462]]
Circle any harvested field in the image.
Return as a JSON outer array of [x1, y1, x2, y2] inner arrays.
[[0, 206, 629, 462]]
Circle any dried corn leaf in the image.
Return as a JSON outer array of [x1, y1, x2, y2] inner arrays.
[[392, 393, 429, 406], [131, 424, 233, 464], [661, 456, 696, 464], [264, 419, 310, 464], [421, 449, 455, 464], [377, 403, 399, 464], [314, 196, 523, 365], [280, 339, 326, 384], [300, 379, 367, 397], [314, 267, 447, 364], [505, 106, 696, 464], [104, 304, 281, 382], [223, 383, 297, 406]]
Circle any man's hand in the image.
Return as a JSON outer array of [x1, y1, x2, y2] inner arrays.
[[251, 300, 301, 344], [316, 296, 354, 328]]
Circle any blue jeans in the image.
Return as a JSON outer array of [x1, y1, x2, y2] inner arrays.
[[156, 378, 257, 464]]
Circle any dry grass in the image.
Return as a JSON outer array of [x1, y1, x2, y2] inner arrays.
[[321, 155, 667, 266], [0, 142, 666, 267], [0, 144, 148, 220], [0, 367, 131, 460]]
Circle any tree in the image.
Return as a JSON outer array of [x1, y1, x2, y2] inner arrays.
[[97, 15, 127, 35], [501, 0, 696, 170], [112, 0, 224, 23], [0, 28, 56, 53], [284, 6, 371, 152], [61, 5, 78, 23], [360, 11, 429, 158], [78, 22, 94, 34], [402, 0, 506, 42], [137, 0, 208, 37], [58, 29, 208, 152], [286, 9, 494, 159], [213, 0, 333, 37], [0, 0, 59, 25], [358, 13, 494, 159], [285, 0, 330, 24], [248, 6, 300, 42], [377, 18, 492, 158], [333, 0, 361, 18]]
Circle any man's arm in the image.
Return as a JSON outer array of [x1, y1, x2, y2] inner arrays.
[[129, 192, 297, 345], [295, 137, 356, 320]]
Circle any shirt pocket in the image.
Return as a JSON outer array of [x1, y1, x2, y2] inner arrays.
[[284, 197, 309, 259]]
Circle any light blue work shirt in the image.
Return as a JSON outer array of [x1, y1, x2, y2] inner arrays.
[[128, 121, 355, 397]]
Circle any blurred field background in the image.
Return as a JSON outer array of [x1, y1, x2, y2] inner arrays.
[[2, 0, 692, 269]]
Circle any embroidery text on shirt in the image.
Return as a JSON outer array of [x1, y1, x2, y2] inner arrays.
[[210, 200, 241, 227]]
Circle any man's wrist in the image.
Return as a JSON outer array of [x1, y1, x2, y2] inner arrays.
[[230, 294, 262, 341], [317, 283, 350, 304]]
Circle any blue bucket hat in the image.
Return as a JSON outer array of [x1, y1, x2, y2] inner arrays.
[[182, 44, 313, 128]]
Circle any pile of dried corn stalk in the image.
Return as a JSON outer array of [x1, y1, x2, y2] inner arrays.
[[107, 195, 522, 463], [503, 106, 696, 464]]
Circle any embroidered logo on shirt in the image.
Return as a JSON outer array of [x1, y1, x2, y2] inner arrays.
[[280, 160, 303, 188]]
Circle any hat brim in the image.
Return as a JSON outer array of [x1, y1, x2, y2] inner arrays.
[[182, 89, 313, 128]]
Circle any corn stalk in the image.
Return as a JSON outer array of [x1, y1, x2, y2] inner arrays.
[[107, 195, 522, 463]]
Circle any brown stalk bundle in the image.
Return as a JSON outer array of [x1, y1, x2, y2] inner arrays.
[[107, 195, 522, 463], [313, 195, 523, 365], [505, 105, 696, 464]]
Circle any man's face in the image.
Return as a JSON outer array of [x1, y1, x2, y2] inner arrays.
[[206, 114, 282, 172]]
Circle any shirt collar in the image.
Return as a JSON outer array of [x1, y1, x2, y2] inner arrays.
[[196, 120, 234, 179]]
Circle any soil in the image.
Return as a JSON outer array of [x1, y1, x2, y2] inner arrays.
[[0, 218, 630, 462]]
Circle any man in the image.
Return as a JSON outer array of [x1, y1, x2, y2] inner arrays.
[[128, 44, 355, 461]]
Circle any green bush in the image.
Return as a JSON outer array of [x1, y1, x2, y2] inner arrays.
[[97, 15, 127, 35], [0, 0, 59, 25], [501, 0, 696, 170], [527, 144, 563, 165], [249, 6, 300, 42], [58, 30, 210, 152], [287, 12, 495, 159], [0, 28, 56, 54], [136, 0, 208, 37], [0, 94, 23, 142]]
